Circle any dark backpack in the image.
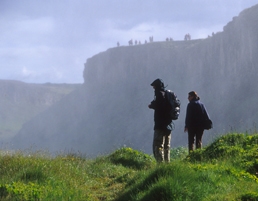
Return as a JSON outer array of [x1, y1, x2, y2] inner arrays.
[[165, 90, 181, 120]]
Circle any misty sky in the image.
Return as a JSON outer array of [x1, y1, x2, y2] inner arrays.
[[1, 0, 257, 83]]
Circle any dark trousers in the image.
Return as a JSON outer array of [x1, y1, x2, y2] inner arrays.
[[188, 127, 204, 153]]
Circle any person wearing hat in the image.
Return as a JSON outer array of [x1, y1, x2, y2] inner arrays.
[[148, 78, 174, 162]]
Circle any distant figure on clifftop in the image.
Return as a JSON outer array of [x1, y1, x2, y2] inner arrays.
[[184, 33, 191, 41], [128, 39, 133, 46]]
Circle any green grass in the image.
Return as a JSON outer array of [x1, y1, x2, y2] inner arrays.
[[0, 133, 257, 201]]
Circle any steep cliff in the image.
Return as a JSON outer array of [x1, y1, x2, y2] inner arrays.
[[12, 4, 258, 156]]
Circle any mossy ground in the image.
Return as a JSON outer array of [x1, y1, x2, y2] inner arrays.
[[0, 133, 257, 201]]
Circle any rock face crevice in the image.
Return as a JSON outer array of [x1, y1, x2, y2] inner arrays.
[[13, 4, 258, 156]]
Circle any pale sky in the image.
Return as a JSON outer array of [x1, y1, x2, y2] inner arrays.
[[1, 0, 257, 83]]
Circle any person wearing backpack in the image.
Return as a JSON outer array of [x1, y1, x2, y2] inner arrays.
[[148, 78, 179, 162], [184, 91, 212, 153]]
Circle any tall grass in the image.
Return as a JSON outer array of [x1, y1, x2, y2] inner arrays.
[[0, 133, 257, 201]]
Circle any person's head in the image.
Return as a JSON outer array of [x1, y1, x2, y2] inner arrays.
[[150, 78, 165, 90], [188, 91, 200, 101]]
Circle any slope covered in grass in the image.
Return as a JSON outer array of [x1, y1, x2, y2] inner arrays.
[[0, 133, 257, 201]]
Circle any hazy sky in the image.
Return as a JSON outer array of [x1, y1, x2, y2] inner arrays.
[[1, 0, 257, 83]]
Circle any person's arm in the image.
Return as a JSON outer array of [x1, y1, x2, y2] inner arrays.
[[148, 100, 156, 109], [148, 90, 163, 109], [184, 103, 191, 132]]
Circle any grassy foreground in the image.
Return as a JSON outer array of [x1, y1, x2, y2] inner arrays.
[[0, 133, 257, 201]]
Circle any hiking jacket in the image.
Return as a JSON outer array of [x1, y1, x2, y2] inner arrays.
[[149, 89, 174, 131], [185, 98, 209, 129]]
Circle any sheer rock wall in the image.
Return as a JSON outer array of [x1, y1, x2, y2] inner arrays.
[[13, 4, 258, 156]]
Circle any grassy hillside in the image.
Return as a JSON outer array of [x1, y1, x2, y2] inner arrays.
[[0, 133, 257, 201], [0, 80, 81, 141]]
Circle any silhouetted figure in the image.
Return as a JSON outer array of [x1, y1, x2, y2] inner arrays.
[[145, 40, 147, 44], [184, 33, 191, 41], [184, 91, 212, 153], [135, 40, 138, 45], [117, 42, 120, 47], [128, 39, 133, 46], [148, 79, 176, 163]]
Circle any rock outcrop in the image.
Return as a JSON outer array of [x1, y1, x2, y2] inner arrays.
[[12, 4, 258, 156]]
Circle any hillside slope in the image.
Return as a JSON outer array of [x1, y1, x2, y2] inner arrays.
[[0, 80, 80, 142], [1, 133, 258, 200], [12, 4, 258, 156]]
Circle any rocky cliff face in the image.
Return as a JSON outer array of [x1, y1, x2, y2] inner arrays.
[[12, 4, 258, 156]]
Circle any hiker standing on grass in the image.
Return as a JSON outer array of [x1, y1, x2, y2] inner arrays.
[[148, 79, 174, 163], [184, 91, 211, 153]]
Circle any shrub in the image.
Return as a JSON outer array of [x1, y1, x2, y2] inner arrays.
[[170, 147, 188, 160], [241, 192, 258, 201], [108, 147, 154, 170]]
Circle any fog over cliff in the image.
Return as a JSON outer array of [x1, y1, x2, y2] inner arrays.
[[12, 4, 258, 156]]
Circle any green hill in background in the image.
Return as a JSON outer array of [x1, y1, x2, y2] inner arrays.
[[0, 133, 257, 200], [0, 80, 81, 142]]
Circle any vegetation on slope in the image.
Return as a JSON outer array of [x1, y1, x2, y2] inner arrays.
[[0, 81, 81, 141], [0, 133, 257, 201]]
